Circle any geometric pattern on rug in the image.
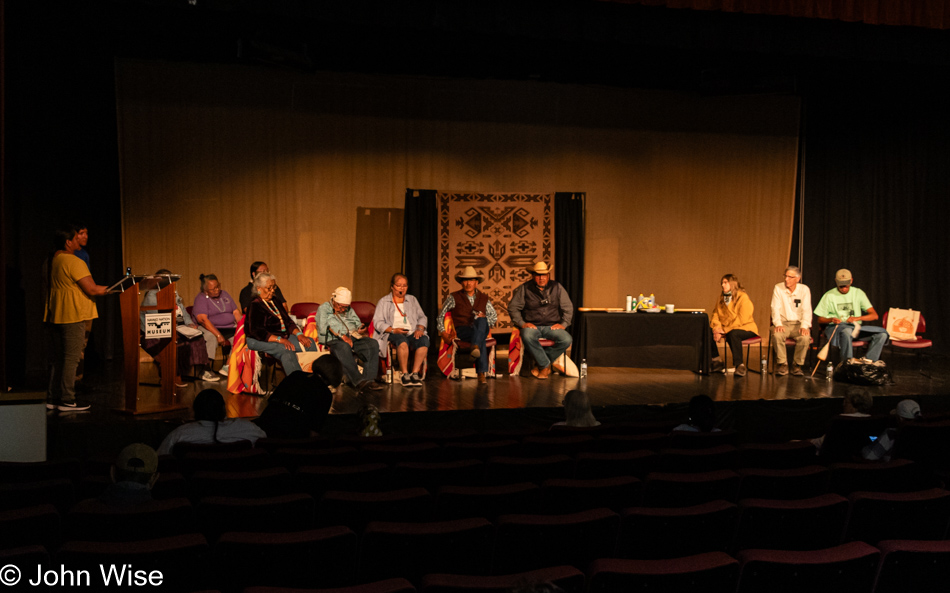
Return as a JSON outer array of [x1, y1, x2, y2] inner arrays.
[[439, 191, 554, 329]]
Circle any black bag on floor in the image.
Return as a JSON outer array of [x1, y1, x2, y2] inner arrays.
[[833, 359, 891, 386]]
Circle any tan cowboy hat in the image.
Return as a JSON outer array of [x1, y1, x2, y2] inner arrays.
[[527, 261, 553, 275], [455, 266, 484, 282]]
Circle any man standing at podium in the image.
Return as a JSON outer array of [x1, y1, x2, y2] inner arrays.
[[45, 224, 108, 411]]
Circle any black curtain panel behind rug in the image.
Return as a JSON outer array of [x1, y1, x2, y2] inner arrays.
[[555, 192, 586, 315], [403, 189, 440, 338]]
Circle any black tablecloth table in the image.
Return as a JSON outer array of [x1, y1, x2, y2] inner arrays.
[[571, 311, 713, 373]]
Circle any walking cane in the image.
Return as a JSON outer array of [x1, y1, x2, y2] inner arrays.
[[810, 323, 840, 378]]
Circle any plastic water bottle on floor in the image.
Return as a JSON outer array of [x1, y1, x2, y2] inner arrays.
[[761, 356, 767, 374], [826, 361, 833, 381], [580, 359, 588, 378]]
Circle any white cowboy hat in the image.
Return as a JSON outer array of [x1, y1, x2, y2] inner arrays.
[[527, 261, 553, 275], [455, 266, 484, 282]]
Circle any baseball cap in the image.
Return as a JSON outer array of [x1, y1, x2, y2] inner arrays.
[[835, 269, 853, 287], [115, 443, 159, 475], [894, 399, 921, 420]]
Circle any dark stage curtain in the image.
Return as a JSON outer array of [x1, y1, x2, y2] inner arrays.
[[598, 0, 950, 30], [403, 189, 439, 338], [801, 75, 950, 352], [555, 192, 586, 315]]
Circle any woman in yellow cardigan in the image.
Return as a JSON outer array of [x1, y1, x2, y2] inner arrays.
[[710, 274, 759, 376]]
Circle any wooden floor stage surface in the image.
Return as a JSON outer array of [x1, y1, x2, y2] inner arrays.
[[35, 352, 950, 461]]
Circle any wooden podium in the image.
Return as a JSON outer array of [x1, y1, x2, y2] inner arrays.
[[113, 274, 189, 415]]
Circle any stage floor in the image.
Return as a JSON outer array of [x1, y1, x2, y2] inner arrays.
[[29, 350, 950, 462]]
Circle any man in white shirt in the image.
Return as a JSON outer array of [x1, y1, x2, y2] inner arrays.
[[770, 266, 812, 376]]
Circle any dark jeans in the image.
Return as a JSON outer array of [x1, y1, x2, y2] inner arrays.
[[455, 317, 490, 373]]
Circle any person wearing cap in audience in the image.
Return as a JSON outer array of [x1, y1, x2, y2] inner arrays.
[[813, 268, 888, 362], [157, 389, 266, 455], [254, 357, 343, 439], [508, 261, 574, 379], [317, 286, 381, 391], [245, 272, 317, 375], [770, 266, 812, 376], [98, 443, 160, 505], [437, 266, 498, 384], [862, 399, 922, 462]]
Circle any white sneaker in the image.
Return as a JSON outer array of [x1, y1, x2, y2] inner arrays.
[[218, 364, 229, 376], [201, 370, 221, 382]]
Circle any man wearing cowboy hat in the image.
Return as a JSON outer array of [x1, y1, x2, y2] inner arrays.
[[508, 261, 574, 379], [813, 269, 888, 362], [316, 287, 382, 391], [437, 266, 498, 383]]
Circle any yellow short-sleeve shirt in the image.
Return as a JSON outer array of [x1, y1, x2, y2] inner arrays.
[[45, 253, 98, 324]]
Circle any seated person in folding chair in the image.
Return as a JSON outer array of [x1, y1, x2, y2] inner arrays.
[[244, 272, 317, 375], [508, 261, 574, 380], [141, 269, 217, 384], [710, 273, 758, 377], [770, 265, 812, 376], [437, 266, 497, 384], [813, 268, 888, 363], [317, 287, 382, 391], [373, 273, 429, 387], [193, 273, 242, 378]]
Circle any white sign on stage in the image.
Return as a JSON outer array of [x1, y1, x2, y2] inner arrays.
[[145, 312, 174, 339]]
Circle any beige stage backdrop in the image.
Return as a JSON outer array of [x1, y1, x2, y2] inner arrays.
[[116, 60, 800, 338]]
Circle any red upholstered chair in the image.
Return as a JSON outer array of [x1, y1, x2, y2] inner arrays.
[[618, 500, 739, 559], [0, 504, 61, 550], [733, 493, 849, 552], [719, 335, 764, 373], [765, 323, 815, 373], [315, 488, 434, 530], [484, 454, 574, 485], [575, 450, 658, 480], [196, 492, 316, 542], [828, 459, 923, 495], [736, 441, 818, 470], [295, 463, 391, 498], [597, 433, 669, 453], [521, 434, 600, 457], [588, 553, 740, 593], [0, 478, 75, 514], [539, 476, 642, 514], [435, 482, 541, 521], [64, 497, 195, 542], [180, 448, 275, 474], [189, 466, 296, 500], [882, 311, 933, 376], [215, 526, 358, 590], [56, 533, 211, 592], [642, 470, 741, 507], [391, 459, 485, 491], [442, 439, 520, 462], [736, 466, 831, 501], [667, 429, 739, 449], [422, 565, 586, 593], [437, 312, 497, 380], [736, 542, 879, 593], [654, 445, 739, 473], [359, 518, 496, 584], [872, 539, 950, 593], [290, 301, 321, 319], [845, 488, 950, 545], [494, 508, 621, 574], [245, 580, 415, 593], [272, 446, 362, 471], [507, 328, 575, 376], [0, 458, 82, 483], [360, 442, 442, 465]]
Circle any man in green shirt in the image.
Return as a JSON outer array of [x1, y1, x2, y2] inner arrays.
[[813, 269, 888, 361]]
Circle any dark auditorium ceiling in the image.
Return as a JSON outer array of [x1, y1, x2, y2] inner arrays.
[[8, 0, 950, 93]]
